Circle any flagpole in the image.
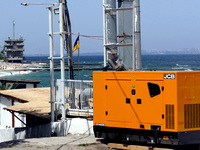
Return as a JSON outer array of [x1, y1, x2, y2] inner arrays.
[[78, 32, 80, 80]]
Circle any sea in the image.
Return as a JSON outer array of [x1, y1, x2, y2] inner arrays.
[[2, 54, 200, 87]]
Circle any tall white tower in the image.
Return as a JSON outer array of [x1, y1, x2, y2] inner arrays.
[[103, 0, 142, 71]]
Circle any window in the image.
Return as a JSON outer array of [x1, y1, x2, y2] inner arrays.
[[147, 82, 161, 97]]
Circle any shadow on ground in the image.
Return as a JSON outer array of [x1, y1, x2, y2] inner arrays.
[[0, 140, 26, 148]]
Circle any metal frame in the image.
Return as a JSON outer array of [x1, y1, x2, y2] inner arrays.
[[48, 3, 66, 122], [103, 0, 142, 71]]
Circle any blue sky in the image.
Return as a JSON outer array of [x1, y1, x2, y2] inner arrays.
[[0, 0, 200, 55]]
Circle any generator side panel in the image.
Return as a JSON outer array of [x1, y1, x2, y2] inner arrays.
[[93, 72, 107, 127], [103, 72, 135, 128], [134, 72, 178, 132], [162, 72, 178, 132], [177, 72, 200, 132], [93, 71, 137, 129]]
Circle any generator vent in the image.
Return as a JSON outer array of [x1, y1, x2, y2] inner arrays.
[[184, 104, 200, 129], [166, 105, 175, 129]]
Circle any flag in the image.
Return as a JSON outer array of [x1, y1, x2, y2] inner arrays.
[[72, 36, 79, 53]]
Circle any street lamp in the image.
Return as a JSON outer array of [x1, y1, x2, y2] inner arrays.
[[21, 2, 29, 6], [21, 2, 59, 7], [21, 2, 65, 122]]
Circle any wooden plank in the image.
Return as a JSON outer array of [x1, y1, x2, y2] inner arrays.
[[108, 143, 175, 150], [108, 143, 150, 150], [153, 148, 175, 150]]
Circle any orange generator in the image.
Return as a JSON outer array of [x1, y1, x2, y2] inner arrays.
[[93, 71, 200, 146]]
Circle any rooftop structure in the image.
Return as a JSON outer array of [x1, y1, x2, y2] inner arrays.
[[4, 36, 25, 63]]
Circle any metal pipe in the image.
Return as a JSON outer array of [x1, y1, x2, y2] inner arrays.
[[105, 7, 133, 11], [49, 7, 55, 122], [132, 2, 136, 71], [78, 32, 80, 80], [10, 111, 26, 126], [66, 79, 93, 83], [105, 43, 133, 47], [63, 1, 74, 80], [67, 109, 93, 113], [103, 3, 107, 67], [80, 80, 83, 109], [59, 3, 66, 120], [134, 0, 142, 71]]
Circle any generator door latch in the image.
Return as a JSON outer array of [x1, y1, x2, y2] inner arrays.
[[162, 86, 164, 91], [105, 85, 107, 89], [105, 111, 108, 115], [126, 98, 130, 104]]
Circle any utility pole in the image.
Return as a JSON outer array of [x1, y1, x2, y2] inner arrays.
[[60, 0, 76, 108], [61, 0, 74, 79]]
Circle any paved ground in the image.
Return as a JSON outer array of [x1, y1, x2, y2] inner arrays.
[[0, 134, 110, 150]]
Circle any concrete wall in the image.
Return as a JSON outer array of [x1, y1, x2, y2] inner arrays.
[[0, 96, 26, 129], [0, 123, 51, 143], [0, 97, 12, 128], [0, 118, 93, 143], [14, 101, 26, 128]]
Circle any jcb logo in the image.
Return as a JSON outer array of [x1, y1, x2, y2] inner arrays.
[[164, 74, 175, 79]]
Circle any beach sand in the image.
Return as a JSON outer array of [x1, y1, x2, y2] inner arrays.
[[0, 62, 48, 77]]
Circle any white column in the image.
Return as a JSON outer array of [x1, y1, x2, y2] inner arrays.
[[59, 3, 66, 120], [48, 7, 55, 122], [134, 0, 142, 71], [132, 2, 136, 71]]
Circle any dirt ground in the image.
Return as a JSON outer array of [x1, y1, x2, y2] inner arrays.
[[0, 134, 110, 150]]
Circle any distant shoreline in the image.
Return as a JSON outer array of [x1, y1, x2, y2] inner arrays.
[[24, 53, 200, 57], [0, 61, 48, 77]]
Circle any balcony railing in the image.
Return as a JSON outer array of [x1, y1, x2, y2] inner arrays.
[[5, 49, 24, 52]]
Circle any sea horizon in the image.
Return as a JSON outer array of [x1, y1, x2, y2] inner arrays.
[[24, 51, 200, 57], [2, 54, 200, 87]]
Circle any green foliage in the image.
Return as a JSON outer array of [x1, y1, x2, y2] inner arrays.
[[0, 45, 7, 62], [78, 143, 97, 147], [78, 143, 89, 147], [0, 82, 18, 90], [3, 57, 8, 62], [1, 45, 5, 54]]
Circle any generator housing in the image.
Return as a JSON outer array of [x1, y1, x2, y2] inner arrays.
[[93, 71, 200, 146]]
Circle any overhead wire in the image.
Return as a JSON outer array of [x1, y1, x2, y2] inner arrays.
[[64, 31, 103, 41]]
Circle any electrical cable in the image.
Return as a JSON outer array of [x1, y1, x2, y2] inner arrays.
[[64, 31, 103, 41]]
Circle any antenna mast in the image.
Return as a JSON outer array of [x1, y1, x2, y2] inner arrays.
[[13, 21, 15, 39]]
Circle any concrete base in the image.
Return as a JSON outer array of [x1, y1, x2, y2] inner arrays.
[[67, 118, 93, 135]]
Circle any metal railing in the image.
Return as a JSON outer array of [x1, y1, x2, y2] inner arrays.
[[55, 79, 93, 119], [66, 80, 93, 110]]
